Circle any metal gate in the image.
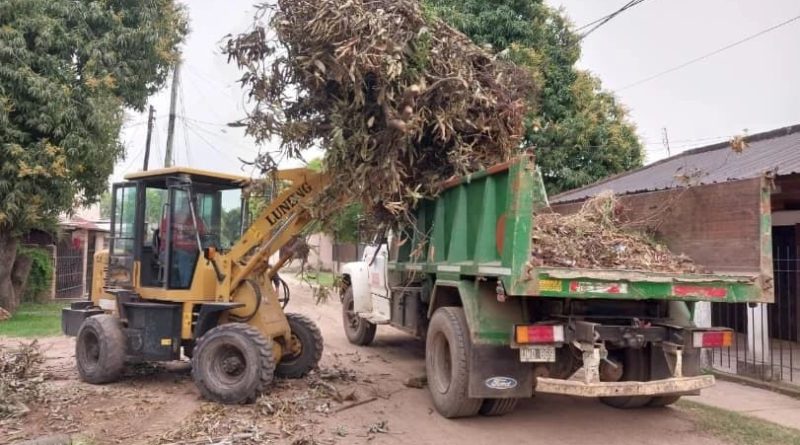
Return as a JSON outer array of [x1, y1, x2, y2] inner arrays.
[[709, 227, 799, 386], [55, 239, 84, 299]]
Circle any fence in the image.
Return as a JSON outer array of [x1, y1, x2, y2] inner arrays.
[[55, 239, 85, 299], [709, 235, 799, 386]]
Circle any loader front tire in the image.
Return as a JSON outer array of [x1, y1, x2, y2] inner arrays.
[[275, 313, 323, 379], [192, 323, 274, 404], [342, 288, 376, 346], [426, 307, 482, 418], [76, 314, 126, 384]]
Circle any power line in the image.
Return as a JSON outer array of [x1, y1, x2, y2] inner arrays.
[[577, 0, 647, 40], [618, 13, 800, 91]]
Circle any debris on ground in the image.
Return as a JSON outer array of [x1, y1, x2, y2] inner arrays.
[[0, 341, 46, 419], [531, 192, 698, 273], [403, 375, 427, 389], [0, 307, 11, 321], [224, 0, 534, 222], [157, 365, 365, 445], [367, 420, 390, 435]]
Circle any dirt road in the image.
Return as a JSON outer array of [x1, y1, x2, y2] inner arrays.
[[1, 280, 731, 445]]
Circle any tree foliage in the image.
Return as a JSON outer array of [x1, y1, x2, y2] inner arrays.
[[425, 0, 644, 194], [0, 0, 187, 236], [0, 0, 187, 311]]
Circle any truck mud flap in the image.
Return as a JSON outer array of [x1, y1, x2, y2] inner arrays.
[[469, 344, 533, 399]]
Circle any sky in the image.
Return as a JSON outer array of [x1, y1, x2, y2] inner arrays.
[[112, 0, 800, 183]]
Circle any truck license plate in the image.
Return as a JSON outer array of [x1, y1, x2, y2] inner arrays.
[[520, 345, 556, 362]]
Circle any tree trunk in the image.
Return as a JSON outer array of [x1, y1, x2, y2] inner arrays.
[[0, 231, 19, 313], [12, 253, 34, 302]]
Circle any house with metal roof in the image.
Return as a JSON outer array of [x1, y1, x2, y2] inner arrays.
[[550, 123, 800, 389], [552, 124, 800, 205]]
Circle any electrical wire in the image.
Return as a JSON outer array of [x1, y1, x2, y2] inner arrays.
[[618, 13, 800, 91], [578, 0, 647, 40]]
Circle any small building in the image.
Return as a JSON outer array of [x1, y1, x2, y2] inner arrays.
[[551, 124, 800, 387]]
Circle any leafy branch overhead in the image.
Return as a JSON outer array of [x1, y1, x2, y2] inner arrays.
[[224, 0, 536, 222]]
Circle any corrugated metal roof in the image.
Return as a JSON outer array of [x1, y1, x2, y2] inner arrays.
[[552, 124, 800, 203]]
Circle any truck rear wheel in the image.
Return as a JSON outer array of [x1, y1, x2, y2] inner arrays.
[[599, 348, 653, 409], [275, 313, 323, 378], [479, 398, 519, 416], [76, 314, 126, 384], [192, 323, 275, 404], [426, 307, 482, 418], [342, 288, 376, 346]]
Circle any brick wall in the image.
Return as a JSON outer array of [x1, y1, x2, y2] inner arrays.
[[551, 178, 764, 274]]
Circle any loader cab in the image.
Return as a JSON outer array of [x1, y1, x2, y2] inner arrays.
[[107, 167, 249, 290]]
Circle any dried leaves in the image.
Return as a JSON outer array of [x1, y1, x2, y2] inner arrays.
[[0, 341, 45, 419], [224, 0, 533, 222], [531, 192, 697, 273]]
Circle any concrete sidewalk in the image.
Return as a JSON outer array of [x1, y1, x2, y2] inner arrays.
[[693, 380, 800, 430]]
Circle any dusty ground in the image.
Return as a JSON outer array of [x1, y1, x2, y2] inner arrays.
[[1, 281, 735, 445]]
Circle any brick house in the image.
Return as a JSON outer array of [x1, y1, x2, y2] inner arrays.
[[551, 124, 800, 386]]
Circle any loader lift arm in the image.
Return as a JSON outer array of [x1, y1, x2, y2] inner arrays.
[[214, 168, 329, 301]]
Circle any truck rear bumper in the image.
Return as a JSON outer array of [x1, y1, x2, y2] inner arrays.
[[535, 374, 713, 398]]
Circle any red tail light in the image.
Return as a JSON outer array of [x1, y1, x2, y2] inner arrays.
[[693, 330, 733, 348], [515, 325, 565, 344]]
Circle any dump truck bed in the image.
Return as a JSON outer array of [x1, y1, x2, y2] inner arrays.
[[391, 156, 773, 304]]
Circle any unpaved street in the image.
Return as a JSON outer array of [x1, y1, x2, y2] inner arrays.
[[1, 280, 732, 445]]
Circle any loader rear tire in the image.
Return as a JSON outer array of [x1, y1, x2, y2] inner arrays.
[[342, 288, 376, 346], [76, 314, 126, 384], [479, 398, 519, 416], [426, 307, 482, 418], [192, 323, 274, 404], [275, 313, 323, 379], [599, 348, 653, 409]]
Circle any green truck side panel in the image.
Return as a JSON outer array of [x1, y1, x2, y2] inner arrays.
[[435, 280, 526, 345], [390, 156, 772, 305]]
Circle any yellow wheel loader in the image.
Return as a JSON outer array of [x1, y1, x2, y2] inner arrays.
[[62, 166, 327, 403]]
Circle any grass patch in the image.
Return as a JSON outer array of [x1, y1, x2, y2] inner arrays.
[[676, 400, 800, 445], [0, 302, 65, 338]]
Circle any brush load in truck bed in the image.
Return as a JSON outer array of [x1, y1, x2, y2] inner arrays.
[[391, 155, 773, 304]]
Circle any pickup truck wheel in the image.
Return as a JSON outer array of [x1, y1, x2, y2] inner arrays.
[[426, 307, 482, 418], [342, 288, 376, 346], [275, 313, 323, 378], [479, 398, 519, 416], [599, 348, 653, 409], [76, 314, 126, 384], [192, 323, 275, 404]]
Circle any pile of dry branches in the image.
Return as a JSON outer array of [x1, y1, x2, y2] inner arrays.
[[224, 0, 533, 221], [531, 192, 697, 273], [0, 341, 45, 419]]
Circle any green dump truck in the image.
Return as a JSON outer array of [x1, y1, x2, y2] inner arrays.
[[340, 155, 773, 418]]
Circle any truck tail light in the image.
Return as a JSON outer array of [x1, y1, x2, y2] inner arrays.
[[693, 330, 733, 348], [515, 324, 564, 344]]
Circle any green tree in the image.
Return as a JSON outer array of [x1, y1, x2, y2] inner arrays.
[[0, 0, 187, 312], [426, 0, 644, 194]]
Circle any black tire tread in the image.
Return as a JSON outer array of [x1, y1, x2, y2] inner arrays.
[[275, 313, 324, 378], [648, 395, 681, 407], [342, 288, 377, 346], [600, 348, 653, 409], [479, 398, 519, 416], [76, 314, 126, 384], [426, 307, 482, 418], [192, 323, 275, 404]]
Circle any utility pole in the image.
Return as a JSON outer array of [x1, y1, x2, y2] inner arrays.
[[661, 127, 671, 157], [143, 106, 156, 171], [165, 58, 181, 168]]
